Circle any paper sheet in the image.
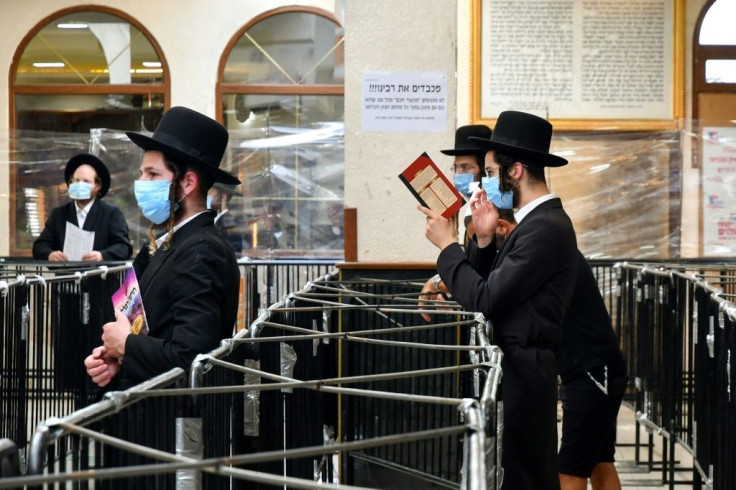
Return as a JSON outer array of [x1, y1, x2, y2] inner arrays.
[[63, 222, 95, 261]]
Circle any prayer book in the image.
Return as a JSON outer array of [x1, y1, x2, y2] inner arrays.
[[399, 152, 465, 219], [112, 268, 149, 336]]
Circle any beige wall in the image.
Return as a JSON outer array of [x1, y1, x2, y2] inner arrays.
[[344, 0, 458, 262]]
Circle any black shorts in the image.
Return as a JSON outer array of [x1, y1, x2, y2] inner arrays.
[[558, 366, 627, 478]]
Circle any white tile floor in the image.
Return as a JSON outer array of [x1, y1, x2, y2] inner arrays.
[[559, 402, 700, 489]]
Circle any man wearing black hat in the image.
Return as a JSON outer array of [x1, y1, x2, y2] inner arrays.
[[209, 182, 251, 254], [420, 111, 579, 490], [84, 106, 240, 389], [441, 124, 492, 244], [32, 153, 133, 262]]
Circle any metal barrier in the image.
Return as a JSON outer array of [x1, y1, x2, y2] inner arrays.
[[5, 257, 735, 489], [186, 272, 503, 489], [237, 258, 337, 327], [7, 271, 502, 489], [0, 257, 336, 456], [609, 261, 736, 490], [0, 260, 129, 459]]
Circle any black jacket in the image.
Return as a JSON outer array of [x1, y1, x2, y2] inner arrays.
[[117, 211, 240, 387], [32, 200, 132, 261], [437, 197, 578, 490], [438, 198, 579, 347]]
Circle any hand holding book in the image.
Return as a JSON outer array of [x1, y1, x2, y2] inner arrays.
[[399, 152, 465, 219], [112, 268, 149, 336]]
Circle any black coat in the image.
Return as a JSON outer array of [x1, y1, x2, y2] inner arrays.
[[32, 200, 132, 261], [437, 197, 578, 490], [116, 211, 240, 387], [556, 251, 626, 382]]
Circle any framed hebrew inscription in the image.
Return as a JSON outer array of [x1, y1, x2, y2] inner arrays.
[[470, 0, 685, 130]]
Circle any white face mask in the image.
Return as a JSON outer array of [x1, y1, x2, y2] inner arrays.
[[68, 181, 92, 200]]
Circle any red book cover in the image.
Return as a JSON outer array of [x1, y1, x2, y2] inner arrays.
[[399, 152, 465, 219]]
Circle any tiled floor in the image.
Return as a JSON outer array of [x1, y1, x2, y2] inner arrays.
[[562, 403, 700, 489]]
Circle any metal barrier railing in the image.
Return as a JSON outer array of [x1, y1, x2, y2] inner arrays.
[[0, 261, 129, 461], [4, 258, 735, 489], [607, 261, 736, 490], [184, 273, 503, 489]]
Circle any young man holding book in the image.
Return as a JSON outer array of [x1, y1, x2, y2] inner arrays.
[[84, 106, 240, 389], [419, 110, 578, 490]]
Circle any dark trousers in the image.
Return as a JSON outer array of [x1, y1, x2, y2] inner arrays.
[[500, 345, 561, 490]]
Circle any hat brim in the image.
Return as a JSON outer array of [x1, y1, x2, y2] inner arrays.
[[127, 131, 241, 185], [468, 137, 567, 167], [65, 153, 111, 198], [440, 146, 485, 156]]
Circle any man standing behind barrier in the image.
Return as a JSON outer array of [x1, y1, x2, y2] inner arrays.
[[475, 192, 627, 490], [32, 153, 132, 262], [419, 111, 578, 490], [84, 106, 240, 389]]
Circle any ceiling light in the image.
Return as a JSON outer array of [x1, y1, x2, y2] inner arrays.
[[142, 61, 161, 68], [57, 23, 88, 29], [132, 68, 163, 74], [33, 62, 65, 68]]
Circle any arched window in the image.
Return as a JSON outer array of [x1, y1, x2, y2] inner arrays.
[[217, 7, 344, 257], [693, 0, 736, 122], [10, 7, 168, 254]]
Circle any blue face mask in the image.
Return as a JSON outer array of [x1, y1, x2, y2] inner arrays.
[[453, 173, 475, 196], [68, 181, 92, 200], [134, 180, 173, 225], [482, 176, 514, 210], [206, 195, 213, 210]]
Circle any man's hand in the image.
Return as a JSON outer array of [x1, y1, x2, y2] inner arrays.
[[82, 251, 103, 262], [468, 188, 499, 248], [418, 276, 452, 322], [48, 251, 68, 261], [84, 346, 121, 387], [418, 206, 457, 251], [102, 310, 132, 359]]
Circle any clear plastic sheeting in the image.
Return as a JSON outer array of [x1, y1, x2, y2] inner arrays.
[[5, 124, 345, 258], [549, 130, 681, 259]]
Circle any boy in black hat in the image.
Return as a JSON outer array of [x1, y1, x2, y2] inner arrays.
[[85, 106, 241, 389], [32, 153, 132, 262], [420, 110, 578, 490]]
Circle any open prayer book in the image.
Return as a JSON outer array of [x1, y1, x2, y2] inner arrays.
[[399, 152, 465, 219], [112, 268, 149, 336]]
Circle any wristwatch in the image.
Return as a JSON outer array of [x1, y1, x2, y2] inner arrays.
[[432, 274, 442, 291]]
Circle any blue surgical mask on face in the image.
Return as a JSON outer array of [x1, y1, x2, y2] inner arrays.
[[453, 173, 475, 196], [68, 181, 92, 200], [482, 176, 514, 210], [134, 180, 173, 225], [206, 195, 213, 210]]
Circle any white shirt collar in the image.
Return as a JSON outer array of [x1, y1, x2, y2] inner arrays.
[[514, 193, 558, 224], [155, 211, 209, 249], [75, 198, 95, 227]]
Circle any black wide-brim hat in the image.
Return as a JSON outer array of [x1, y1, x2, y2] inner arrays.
[[64, 153, 111, 198], [468, 111, 567, 167], [440, 124, 492, 155], [126, 106, 240, 185]]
